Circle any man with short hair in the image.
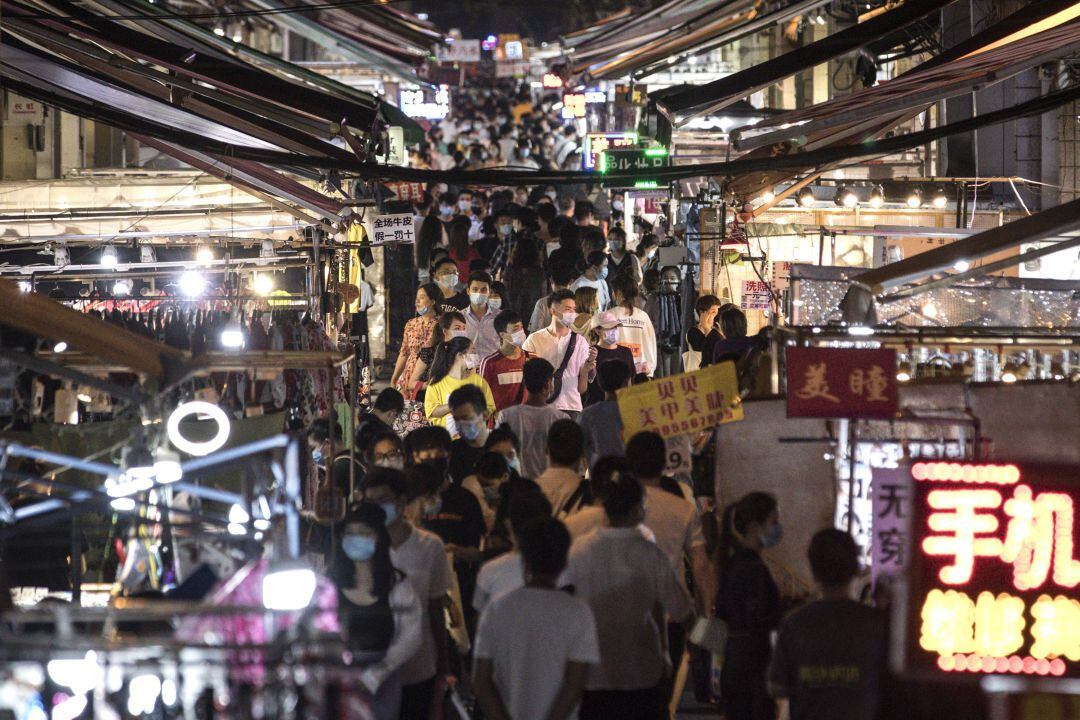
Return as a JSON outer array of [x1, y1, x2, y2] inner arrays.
[[472, 489, 552, 614], [523, 290, 596, 416], [473, 517, 599, 720], [579, 360, 631, 467], [480, 310, 530, 413], [529, 262, 577, 332], [573, 201, 596, 228], [497, 359, 567, 479], [489, 205, 519, 280], [447, 384, 491, 485], [433, 257, 469, 313], [464, 270, 499, 359], [768, 529, 887, 720], [563, 475, 692, 720], [534, 419, 587, 517], [361, 468, 452, 720], [571, 250, 612, 312]]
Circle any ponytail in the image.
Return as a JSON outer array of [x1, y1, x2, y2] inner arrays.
[[717, 491, 778, 570]]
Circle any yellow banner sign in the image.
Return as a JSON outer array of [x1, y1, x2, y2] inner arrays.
[[617, 361, 744, 440]]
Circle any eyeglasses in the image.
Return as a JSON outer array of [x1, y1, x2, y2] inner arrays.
[[374, 450, 403, 463]]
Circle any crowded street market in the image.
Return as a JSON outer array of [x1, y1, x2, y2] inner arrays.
[[0, 0, 1078, 718]]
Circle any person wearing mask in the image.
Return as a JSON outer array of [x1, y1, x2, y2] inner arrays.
[[571, 251, 612, 313], [533, 419, 588, 518], [409, 311, 468, 400], [579, 360, 632, 467], [588, 311, 636, 386], [496, 358, 567, 479], [488, 280, 506, 316], [464, 270, 499, 359], [573, 201, 596, 228], [358, 469, 451, 720], [309, 417, 364, 507], [446, 384, 491, 485], [432, 257, 469, 314], [685, 294, 722, 371], [572, 287, 598, 336], [366, 430, 406, 471], [331, 502, 423, 720], [717, 492, 784, 720], [606, 226, 640, 285], [471, 489, 552, 615], [484, 426, 524, 479], [647, 266, 684, 378], [547, 224, 585, 276], [480, 310, 530, 413], [712, 305, 764, 366], [609, 273, 658, 377], [392, 284, 440, 395], [437, 193, 459, 227], [528, 262, 577, 333], [448, 218, 481, 282], [562, 474, 692, 720], [557, 195, 575, 220], [522, 290, 597, 417], [768, 529, 887, 720], [423, 336, 496, 434], [489, 206, 519, 280], [356, 389, 405, 458], [625, 431, 715, 707], [636, 234, 660, 276], [473, 517, 600, 720], [461, 451, 511, 531]]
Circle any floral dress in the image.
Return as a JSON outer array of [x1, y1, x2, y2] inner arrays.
[[397, 314, 436, 395]]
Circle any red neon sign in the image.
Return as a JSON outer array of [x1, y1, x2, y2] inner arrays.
[[901, 462, 1080, 680]]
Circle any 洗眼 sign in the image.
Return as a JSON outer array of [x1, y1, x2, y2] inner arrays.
[[740, 279, 771, 310], [786, 347, 898, 419], [371, 214, 416, 245], [617, 361, 743, 441], [899, 461, 1080, 680]]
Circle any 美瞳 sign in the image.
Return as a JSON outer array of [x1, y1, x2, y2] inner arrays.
[[786, 347, 897, 419]]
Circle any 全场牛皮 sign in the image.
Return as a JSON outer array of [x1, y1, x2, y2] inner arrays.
[[617, 362, 743, 441], [370, 214, 415, 245]]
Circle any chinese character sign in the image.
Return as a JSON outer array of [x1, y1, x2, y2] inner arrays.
[[871, 467, 912, 582], [616, 361, 743, 441], [786, 347, 898, 419], [370, 214, 416, 246], [901, 461, 1080, 679], [740, 280, 771, 310]]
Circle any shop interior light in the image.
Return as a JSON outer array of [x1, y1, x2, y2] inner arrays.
[[195, 245, 214, 264], [113, 278, 133, 296], [262, 559, 317, 611], [906, 188, 923, 208], [167, 400, 231, 456], [220, 319, 245, 349], [153, 447, 183, 484], [53, 243, 70, 268], [229, 503, 250, 525], [835, 185, 858, 208], [847, 325, 876, 336], [260, 239, 276, 258], [122, 438, 157, 482], [127, 674, 162, 717], [1001, 364, 1018, 383], [53, 341, 68, 353], [110, 497, 137, 512], [253, 273, 275, 296], [869, 185, 885, 208], [797, 187, 816, 207], [47, 652, 102, 695], [139, 243, 156, 264], [179, 270, 206, 298], [761, 188, 776, 203], [953, 259, 971, 272], [896, 370, 912, 382], [18, 280, 32, 293], [933, 187, 949, 208], [101, 244, 118, 268], [213, 26, 225, 36]]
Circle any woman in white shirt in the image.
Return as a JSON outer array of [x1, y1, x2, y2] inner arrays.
[[608, 272, 658, 377], [331, 502, 423, 720]]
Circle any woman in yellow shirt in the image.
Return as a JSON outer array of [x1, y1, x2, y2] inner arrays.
[[424, 336, 496, 436]]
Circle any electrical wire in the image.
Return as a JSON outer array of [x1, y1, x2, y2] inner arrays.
[[11, 0, 420, 22]]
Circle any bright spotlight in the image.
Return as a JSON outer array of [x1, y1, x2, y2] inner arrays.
[[262, 560, 317, 611], [253, 273, 275, 296], [101, 245, 118, 268], [179, 270, 206, 298]]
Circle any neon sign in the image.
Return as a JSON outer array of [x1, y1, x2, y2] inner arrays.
[[901, 462, 1080, 679], [582, 131, 637, 171]]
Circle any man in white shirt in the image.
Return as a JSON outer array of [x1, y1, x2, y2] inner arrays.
[[570, 251, 612, 311], [465, 271, 499, 359], [563, 475, 692, 720], [534, 419, 587, 518], [496, 359, 567, 479], [522, 289, 596, 416], [474, 517, 599, 720], [361, 468, 452, 720], [473, 490, 553, 615]]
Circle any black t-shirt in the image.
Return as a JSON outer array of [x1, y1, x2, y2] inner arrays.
[[439, 292, 469, 315], [583, 344, 636, 406], [449, 439, 485, 486], [768, 599, 888, 720], [422, 484, 486, 550], [687, 327, 722, 367]]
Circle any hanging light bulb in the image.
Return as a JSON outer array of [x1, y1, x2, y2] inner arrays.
[[53, 243, 70, 268], [253, 273, 275, 296], [113, 278, 133, 296], [906, 188, 923, 208], [761, 188, 775, 203], [896, 370, 911, 382], [932, 187, 948, 208], [220, 318, 245, 349], [101, 244, 118, 268], [953, 259, 970, 272], [179, 270, 206, 298], [260, 239, 276, 259], [18, 280, 32, 293], [869, 185, 885, 208], [53, 341, 68, 353], [263, 559, 317, 611], [797, 187, 816, 207], [139, 243, 157, 264], [153, 447, 183, 484], [195, 245, 214, 264], [835, 185, 857, 208]]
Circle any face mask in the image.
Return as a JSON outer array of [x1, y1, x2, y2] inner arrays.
[[472, 205, 483, 215], [646, 249, 657, 259], [375, 456, 405, 471], [598, 266, 608, 280], [311, 448, 324, 464], [424, 457, 450, 479], [488, 297, 503, 312], [416, 304, 430, 316], [498, 224, 512, 236], [664, 281, 679, 292], [762, 522, 784, 549], [603, 328, 620, 345], [437, 273, 459, 290], [560, 311, 577, 327], [469, 293, 489, 308], [440, 205, 453, 217], [459, 199, 471, 211], [459, 417, 485, 442], [546, 190, 558, 200], [508, 329, 527, 347], [342, 535, 376, 562], [609, 241, 623, 253], [612, 200, 624, 212], [507, 455, 521, 473], [450, 329, 469, 340], [463, 353, 480, 370], [380, 502, 399, 525]]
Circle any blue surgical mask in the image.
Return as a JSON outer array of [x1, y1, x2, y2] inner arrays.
[[312, 448, 324, 464], [416, 305, 430, 316], [498, 224, 513, 236], [762, 522, 784, 549], [342, 535, 376, 562], [598, 266, 608, 280], [469, 293, 489, 308], [488, 297, 503, 312], [507, 455, 521, 473], [459, 417, 484, 442], [380, 502, 399, 525], [423, 496, 443, 517]]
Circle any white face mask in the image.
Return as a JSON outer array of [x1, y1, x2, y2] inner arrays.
[[546, 190, 558, 200], [509, 329, 527, 347], [603, 328, 620, 345], [450, 328, 469, 340], [463, 353, 480, 370], [560, 311, 577, 327], [612, 200, 624, 212]]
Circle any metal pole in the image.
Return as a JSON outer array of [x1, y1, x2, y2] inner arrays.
[[284, 436, 301, 559], [847, 419, 858, 534]]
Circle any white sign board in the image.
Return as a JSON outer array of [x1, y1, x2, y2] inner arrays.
[[371, 214, 416, 245], [740, 279, 771, 310], [664, 434, 693, 477], [436, 39, 481, 63], [377, 126, 407, 167], [770, 261, 791, 293], [870, 466, 912, 582], [399, 86, 450, 120]]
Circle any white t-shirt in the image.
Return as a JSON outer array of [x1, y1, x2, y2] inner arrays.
[[643, 485, 706, 585], [564, 505, 656, 543], [570, 275, 611, 312], [496, 404, 567, 479], [389, 525, 452, 685], [610, 306, 657, 376], [474, 587, 600, 720], [473, 551, 525, 614], [522, 327, 591, 412]]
